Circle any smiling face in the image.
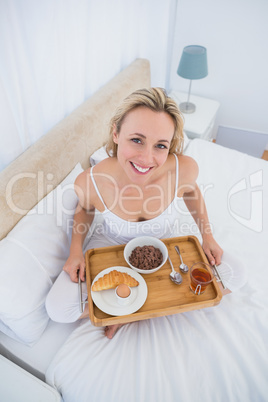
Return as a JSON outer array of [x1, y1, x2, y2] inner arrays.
[[113, 106, 175, 183]]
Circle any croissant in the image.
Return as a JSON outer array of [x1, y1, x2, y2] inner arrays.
[[92, 270, 139, 291]]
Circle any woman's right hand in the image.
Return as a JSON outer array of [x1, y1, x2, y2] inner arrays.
[[63, 252, 86, 283]]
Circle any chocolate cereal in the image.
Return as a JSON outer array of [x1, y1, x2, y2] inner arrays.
[[129, 245, 163, 270]]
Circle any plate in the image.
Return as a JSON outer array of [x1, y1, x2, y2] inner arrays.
[[91, 266, 148, 316], [217, 252, 248, 292]]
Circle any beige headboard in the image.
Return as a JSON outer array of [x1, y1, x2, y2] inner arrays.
[[0, 58, 151, 240]]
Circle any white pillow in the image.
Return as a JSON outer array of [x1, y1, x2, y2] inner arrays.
[[90, 146, 111, 166], [0, 163, 83, 345], [183, 131, 191, 151]]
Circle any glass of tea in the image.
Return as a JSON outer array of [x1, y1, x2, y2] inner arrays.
[[189, 262, 215, 295]]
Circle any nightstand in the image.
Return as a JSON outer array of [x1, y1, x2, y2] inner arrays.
[[0, 355, 61, 402], [169, 91, 220, 140]]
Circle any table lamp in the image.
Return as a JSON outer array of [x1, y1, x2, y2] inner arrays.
[[177, 45, 208, 113]]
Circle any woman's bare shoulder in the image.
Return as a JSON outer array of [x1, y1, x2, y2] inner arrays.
[[74, 158, 117, 209], [75, 157, 115, 184], [177, 153, 197, 164], [178, 154, 198, 174], [177, 154, 199, 194], [74, 168, 90, 188], [73, 169, 94, 209]]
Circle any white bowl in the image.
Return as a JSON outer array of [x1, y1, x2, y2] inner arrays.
[[124, 236, 168, 274]]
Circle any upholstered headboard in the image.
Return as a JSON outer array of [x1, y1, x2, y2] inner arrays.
[[0, 58, 151, 240]]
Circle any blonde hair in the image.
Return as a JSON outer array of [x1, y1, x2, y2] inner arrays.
[[106, 87, 184, 157]]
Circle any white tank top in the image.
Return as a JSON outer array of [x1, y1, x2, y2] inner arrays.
[[90, 154, 181, 244]]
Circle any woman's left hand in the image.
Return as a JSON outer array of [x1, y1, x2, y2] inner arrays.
[[202, 234, 223, 266]]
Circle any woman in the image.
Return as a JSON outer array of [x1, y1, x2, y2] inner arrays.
[[46, 88, 223, 339]]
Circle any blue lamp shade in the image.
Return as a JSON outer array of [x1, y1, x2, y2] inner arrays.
[[176, 45, 208, 113], [177, 45, 208, 80]]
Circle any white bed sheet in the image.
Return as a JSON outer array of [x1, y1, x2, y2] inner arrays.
[[45, 140, 268, 402], [0, 320, 82, 381]]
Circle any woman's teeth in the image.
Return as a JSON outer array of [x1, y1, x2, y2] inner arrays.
[[132, 162, 150, 173]]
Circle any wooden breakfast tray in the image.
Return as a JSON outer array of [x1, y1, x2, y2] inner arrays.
[[85, 235, 222, 327]]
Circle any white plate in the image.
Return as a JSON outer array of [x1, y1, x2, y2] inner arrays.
[[217, 252, 248, 292], [91, 266, 148, 316]]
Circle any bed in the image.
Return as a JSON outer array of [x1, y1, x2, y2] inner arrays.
[[0, 58, 267, 402]]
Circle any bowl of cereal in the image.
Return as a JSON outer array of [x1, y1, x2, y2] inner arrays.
[[124, 236, 168, 274]]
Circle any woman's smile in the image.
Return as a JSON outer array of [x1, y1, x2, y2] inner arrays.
[[130, 161, 153, 174]]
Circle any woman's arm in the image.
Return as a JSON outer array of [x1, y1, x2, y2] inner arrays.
[[63, 204, 94, 282], [183, 183, 223, 265], [179, 155, 223, 265], [63, 171, 95, 282]]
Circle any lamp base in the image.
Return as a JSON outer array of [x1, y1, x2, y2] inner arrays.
[[179, 102, 196, 114]]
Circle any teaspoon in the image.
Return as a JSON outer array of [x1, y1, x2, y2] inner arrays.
[[168, 256, 182, 285], [175, 245, 189, 273]]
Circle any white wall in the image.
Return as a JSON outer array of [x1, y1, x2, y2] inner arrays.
[[169, 0, 268, 137], [0, 0, 175, 171]]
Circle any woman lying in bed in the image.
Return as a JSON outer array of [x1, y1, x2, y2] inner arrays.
[[46, 87, 223, 339]]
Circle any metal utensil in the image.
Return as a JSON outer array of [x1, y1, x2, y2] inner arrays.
[[78, 275, 88, 313], [168, 256, 182, 285], [213, 264, 226, 290], [174, 245, 189, 273]]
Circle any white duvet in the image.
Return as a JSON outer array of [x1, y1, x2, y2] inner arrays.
[[46, 140, 268, 402]]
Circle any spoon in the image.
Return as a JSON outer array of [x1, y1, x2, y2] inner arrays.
[[174, 245, 189, 273], [168, 256, 182, 285]]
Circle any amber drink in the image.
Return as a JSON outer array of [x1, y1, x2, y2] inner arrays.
[[190, 262, 214, 295]]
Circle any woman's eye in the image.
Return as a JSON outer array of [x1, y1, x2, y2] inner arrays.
[[131, 138, 142, 144], [156, 144, 168, 149]]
